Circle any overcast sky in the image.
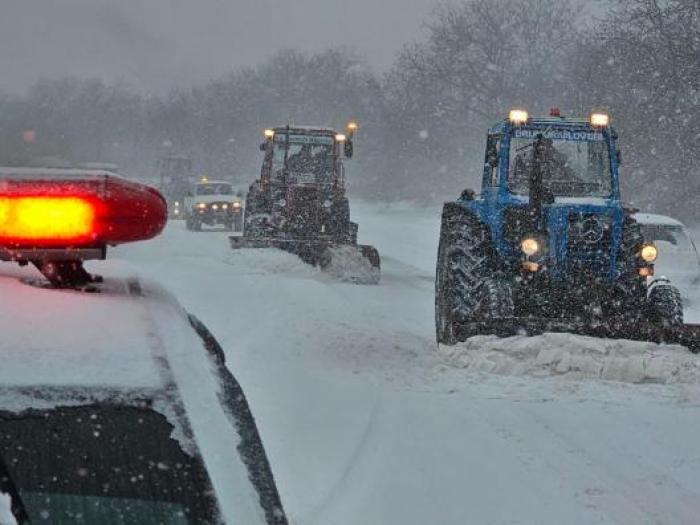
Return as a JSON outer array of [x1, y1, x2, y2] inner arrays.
[[0, 0, 437, 94]]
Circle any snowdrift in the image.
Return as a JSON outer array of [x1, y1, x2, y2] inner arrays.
[[439, 333, 700, 384], [322, 246, 380, 285]]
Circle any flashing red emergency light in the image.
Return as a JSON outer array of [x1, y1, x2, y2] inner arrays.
[[0, 168, 167, 252]]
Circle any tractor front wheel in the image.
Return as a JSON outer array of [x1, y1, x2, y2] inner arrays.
[[648, 284, 683, 326], [435, 203, 512, 345]]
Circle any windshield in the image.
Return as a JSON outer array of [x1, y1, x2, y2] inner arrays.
[[507, 133, 612, 197], [196, 183, 233, 196], [0, 405, 219, 524], [271, 134, 334, 181], [640, 224, 694, 251]]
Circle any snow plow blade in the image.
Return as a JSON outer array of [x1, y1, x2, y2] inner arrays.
[[229, 236, 380, 284], [456, 318, 700, 353]]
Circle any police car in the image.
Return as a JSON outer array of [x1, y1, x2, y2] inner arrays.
[[0, 168, 287, 524]]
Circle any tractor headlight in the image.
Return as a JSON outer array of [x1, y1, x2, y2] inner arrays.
[[520, 238, 540, 256], [508, 109, 529, 125], [640, 243, 658, 262]]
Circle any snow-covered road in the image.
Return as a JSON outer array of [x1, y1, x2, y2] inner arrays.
[[113, 203, 700, 525]]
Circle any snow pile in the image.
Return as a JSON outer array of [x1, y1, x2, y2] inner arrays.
[[226, 248, 320, 279], [0, 492, 16, 525], [439, 333, 700, 384], [322, 246, 380, 285]]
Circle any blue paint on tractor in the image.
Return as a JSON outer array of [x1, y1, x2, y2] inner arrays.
[[456, 116, 624, 283]]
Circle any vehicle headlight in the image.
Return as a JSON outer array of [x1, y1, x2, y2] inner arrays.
[[640, 243, 658, 262], [212, 204, 219, 211], [196, 202, 207, 210], [222, 203, 229, 210], [232, 201, 241, 208], [174, 201, 180, 207], [520, 237, 540, 256]]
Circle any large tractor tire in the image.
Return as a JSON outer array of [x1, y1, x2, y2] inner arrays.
[[648, 284, 683, 326], [435, 203, 513, 345]]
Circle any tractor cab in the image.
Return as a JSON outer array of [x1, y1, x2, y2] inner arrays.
[[475, 109, 626, 282], [233, 122, 380, 284], [260, 126, 354, 189], [435, 108, 687, 347]]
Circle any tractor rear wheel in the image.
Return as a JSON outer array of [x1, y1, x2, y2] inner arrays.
[[648, 284, 683, 326], [435, 203, 512, 345]]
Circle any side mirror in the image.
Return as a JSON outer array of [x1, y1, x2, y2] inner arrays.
[[542, 187, 555, 205], [344, 139, 354, 159], [259, 142, 267, 152], [460, 188, 475, 201]]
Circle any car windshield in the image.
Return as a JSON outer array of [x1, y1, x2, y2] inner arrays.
[[196, 183, 232, 196], [0, 405, 219, 524], [640, 224, 694, 251], [272, 134, 334, 181], [507, 132, 612, 197]]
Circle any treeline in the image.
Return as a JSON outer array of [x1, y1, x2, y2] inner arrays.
[[0, 0, 698, 218]]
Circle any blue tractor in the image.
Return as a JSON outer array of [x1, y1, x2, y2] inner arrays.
[[436, 109, 700, 350]]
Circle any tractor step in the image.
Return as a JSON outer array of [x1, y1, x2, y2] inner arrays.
[[457, 318, 700, 353]]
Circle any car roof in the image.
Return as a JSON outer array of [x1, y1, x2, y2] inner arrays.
[[633, 212, 685, 228], [197, 180, 231, 185], [488, 117, 614, 135], [0, 261, 275, 524], [273, 125, 336, 135], [0, 166, 115, 180], [0, 267, 162, 392]]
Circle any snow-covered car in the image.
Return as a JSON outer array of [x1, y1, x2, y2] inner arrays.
[[184, 181, 244, 231], [635, 213, 700, 293], [0, 266, 287, 525], [0, 169, 285, 524]]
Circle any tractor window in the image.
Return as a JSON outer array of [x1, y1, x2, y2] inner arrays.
[[271, 135, 335, 180], [483, 135, 500, 186], [196, 183, 233, 196], [507, 136, 612, 197]]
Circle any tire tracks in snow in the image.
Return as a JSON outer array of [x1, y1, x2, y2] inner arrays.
[[306, 392, 383, 525]]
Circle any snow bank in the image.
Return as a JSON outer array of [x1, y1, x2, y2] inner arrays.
[[322, 246, 380, 285], [439, 333, 700, 384], [0, 492, 16, 525], [225, 247, 320, 279]]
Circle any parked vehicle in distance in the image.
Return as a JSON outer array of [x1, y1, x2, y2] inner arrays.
[[635, 213, 700, 294]]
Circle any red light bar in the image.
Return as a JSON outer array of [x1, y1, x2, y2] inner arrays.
[[0, 169, 167, 251], [0, 196, 97, 245]]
